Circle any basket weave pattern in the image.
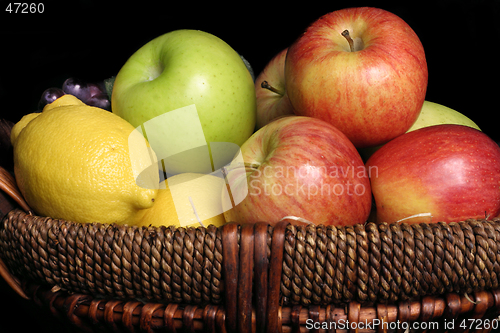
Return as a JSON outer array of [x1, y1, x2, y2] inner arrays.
[[2, 208, 500, 307], [1, 209, 226, 304]]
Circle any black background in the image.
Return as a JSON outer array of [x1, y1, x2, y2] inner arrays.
[[1, 1, 500, 142], [1, 1, 499, 332]]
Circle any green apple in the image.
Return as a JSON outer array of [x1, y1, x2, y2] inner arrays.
[[359, 101, 481, 161], [406, 101, 480, 132], [112, 29, 256, 176]]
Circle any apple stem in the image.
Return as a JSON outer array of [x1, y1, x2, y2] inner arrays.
[[341, 30, 355, 52], [223, 162, 260, 171], [261, 81, 284, 96], [244, 162, 261, 169]]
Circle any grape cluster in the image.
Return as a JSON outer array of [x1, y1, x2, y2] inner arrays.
[[38, 78, 112, 110]]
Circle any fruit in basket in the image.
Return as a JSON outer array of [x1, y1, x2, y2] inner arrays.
[[359, 100, 481, 161], [221, 116, 371, 226], [406, 101, 480, 132], [285, 7, 428, 148], [10, 113, 40, 146], [136, 172, 226, 228], [255, 48, 294, 129], [11, 95, 159, 225], [62, 78, 111, 110], [366, 124, 500, 224], [111, 29, 256, 174], [38, 88, 65, 109], [38, 78, 111, 110]]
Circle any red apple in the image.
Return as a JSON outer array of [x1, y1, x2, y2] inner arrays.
[[285, 7, 428, 148], [222, 116, 372, 226], [255, 48, 294, 129], [366, 124, 500, 224]]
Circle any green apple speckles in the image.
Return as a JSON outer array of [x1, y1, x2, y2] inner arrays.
[[112, 30, 256, 174]]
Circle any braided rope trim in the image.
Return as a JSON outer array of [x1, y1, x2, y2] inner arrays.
[[1, 209, 500, 305], [280, 220, 500, 305], [0, 209, 224, 304]]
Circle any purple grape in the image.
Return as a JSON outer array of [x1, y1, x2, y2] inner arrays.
[[62, 77, 89, 100], [86, 85, 111, 110], [38, 87, 65, 109], [87, 96, 111, 110], [62, 78, 111, 110]]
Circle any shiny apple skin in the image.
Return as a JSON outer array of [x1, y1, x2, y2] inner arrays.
[[286, 7, 428, 148], [223, 116, 372, 226], [366, 124, 500, 223]]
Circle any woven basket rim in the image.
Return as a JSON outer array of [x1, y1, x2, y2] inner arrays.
[[3, 165, 500, 332], [2, 163, 500, 301], [3, 209, 500, 333]]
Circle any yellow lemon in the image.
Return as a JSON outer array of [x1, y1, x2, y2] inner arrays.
[[136, 173, 226, 228], [10, 112, 41, 145], [11, 94, 159, 225]]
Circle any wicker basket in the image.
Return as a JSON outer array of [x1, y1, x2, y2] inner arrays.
[[2, 164, 500, 333]]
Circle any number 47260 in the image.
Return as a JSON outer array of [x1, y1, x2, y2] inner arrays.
[[6, 3, 45, 13]]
